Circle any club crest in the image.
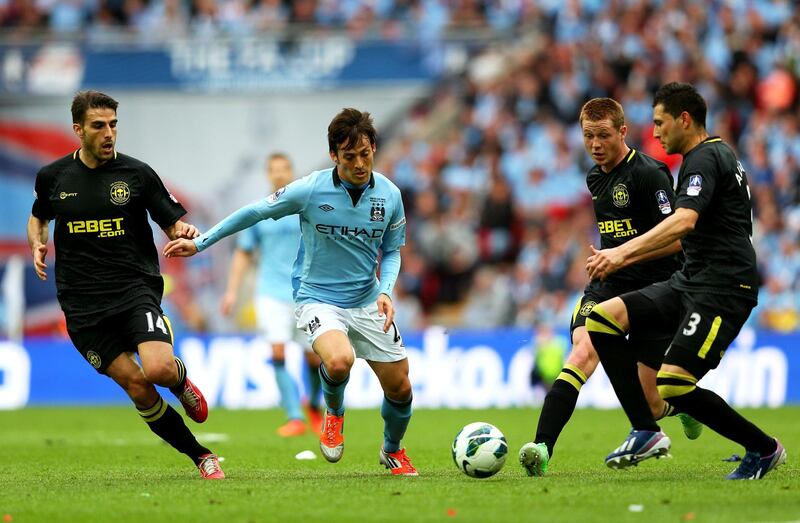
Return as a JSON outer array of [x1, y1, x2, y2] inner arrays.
[[110, 181, 130, 205], [612, 184, 629, 208], [370, 202, 386, 222]]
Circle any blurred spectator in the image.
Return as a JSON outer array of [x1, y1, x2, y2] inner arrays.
[[529, 321, 568, 393]]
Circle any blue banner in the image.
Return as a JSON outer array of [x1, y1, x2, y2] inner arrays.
[[0, 38, 438, 94], [0, 326, 796, 409]]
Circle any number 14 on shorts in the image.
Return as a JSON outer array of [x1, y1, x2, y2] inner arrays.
[[146, 311, 168, 334]]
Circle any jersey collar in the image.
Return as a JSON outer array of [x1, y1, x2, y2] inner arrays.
[[599, 148, 635, 175], [332, 166, 375, 188]]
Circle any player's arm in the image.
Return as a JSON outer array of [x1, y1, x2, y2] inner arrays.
[[27, 215, 49, 281], [618, 238, 682, 266], [377, 249, 401, 332], [221, 249, 254, 316], [587, 207, 697, 280], [163, 220, 200, 241], [164, 177, 309, 258], [376, 193, 407, 333]]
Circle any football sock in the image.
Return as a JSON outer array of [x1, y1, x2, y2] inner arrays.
[[306, 361, 323, 410], [137, 396, 211, 465], [168, 356, 187, 395], [657, 402, 676, 420], [319, 364, 348, 416], [381, 395, 412, 453], [274, 360, 303, 421], [586, 306, 660, 432], [657, 372, 775, 455], [534, 363, 586, 458]]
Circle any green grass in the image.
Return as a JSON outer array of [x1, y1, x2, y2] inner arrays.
[[1, 406, 799, 523]]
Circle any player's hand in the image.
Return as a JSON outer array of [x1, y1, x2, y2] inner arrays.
[[220, 291, 236, 316], [377, 293, 395, 333], [32, 244, 48, 280], [170, 220, 200, 239], [163, 238, 198, 258], [177, 221, 200, 239], [586, 245, 624, 280]]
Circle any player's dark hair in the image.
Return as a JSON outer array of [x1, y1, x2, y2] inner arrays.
[[328, 108, 377, 153], [652, 82, 707, 129], [579, 98, 625, 129], [71, 90, 118, 125]]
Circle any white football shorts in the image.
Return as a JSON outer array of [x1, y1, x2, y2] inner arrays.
[[256, 295, 310, 350], [295, 302, 406, 363]]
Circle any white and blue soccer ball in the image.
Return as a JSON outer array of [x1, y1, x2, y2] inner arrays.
[[451, 422, 508, 478]]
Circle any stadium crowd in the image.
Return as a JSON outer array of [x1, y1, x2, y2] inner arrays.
[[4, 0, 800, 333], [374, 0, 800, 332]]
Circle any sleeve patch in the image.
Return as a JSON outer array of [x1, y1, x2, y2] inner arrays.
[[267, 187, 286, 204], [686, 175, 702, 196], [389, 217, 406, 230], [655, 190, 672, 214]]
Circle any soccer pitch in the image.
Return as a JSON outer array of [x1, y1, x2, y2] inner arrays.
[[2, 406, 798, 522]]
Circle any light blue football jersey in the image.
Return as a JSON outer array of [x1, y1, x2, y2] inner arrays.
[[196, 168, 406, 308], [237, 215, 300, 303]]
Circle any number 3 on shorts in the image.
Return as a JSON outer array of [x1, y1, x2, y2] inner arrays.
[[145, 311, 168, 335], [683, 312, 701, 336]]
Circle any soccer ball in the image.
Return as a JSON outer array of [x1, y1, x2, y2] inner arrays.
[[451, 422, 508, 478]]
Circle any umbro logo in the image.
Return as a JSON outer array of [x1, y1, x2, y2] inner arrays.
[[308, 316, 321, 335], [319, 204, 334, 212]]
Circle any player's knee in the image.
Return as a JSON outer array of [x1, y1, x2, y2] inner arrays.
[[120, 373, 154, 403], [384, 378, 412, 402], [142, 360, 179, 387], [585, 303, 627, 337], [566, 337, 599, 377], [324, 355, 354, 381]]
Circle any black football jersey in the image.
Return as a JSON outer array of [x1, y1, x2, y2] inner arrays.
[[670, 137, 758, 299], [31, 150, 186, 327], [586, 148, 680, 291]]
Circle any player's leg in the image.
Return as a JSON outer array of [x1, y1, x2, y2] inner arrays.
[[135, 306, 207, 423], [519, 325, 595, 476], [531, 296, 599, 452], [587, 288, 675, 468], [303, 347, 324, 434], [312, 329, 353, 462], [297, 303, 353, 462], [260, 296, 305, 436], [106, 352, 223, 479], [271, 341, 306, 436], [368, 358, 416, 475], [586, 296, 660, 432], [348, 304, 417, 476], [656, 295, 784, 480]]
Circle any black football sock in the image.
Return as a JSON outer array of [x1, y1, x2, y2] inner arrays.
[[657, 372, 775, 455], [534, 364, 586, 458], [137, 396, 211, 465], [586, 306, 659, 432], [168, 356, 187, 395]]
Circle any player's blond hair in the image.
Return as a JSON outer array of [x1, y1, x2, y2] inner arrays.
[[579, 98, 625, 130]]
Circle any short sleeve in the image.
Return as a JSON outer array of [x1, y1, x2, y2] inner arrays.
[[142, 165, 187, 228], [31, 168, 55, 220], [675, 152, 716, 214], [639, 163, 677, 222]]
